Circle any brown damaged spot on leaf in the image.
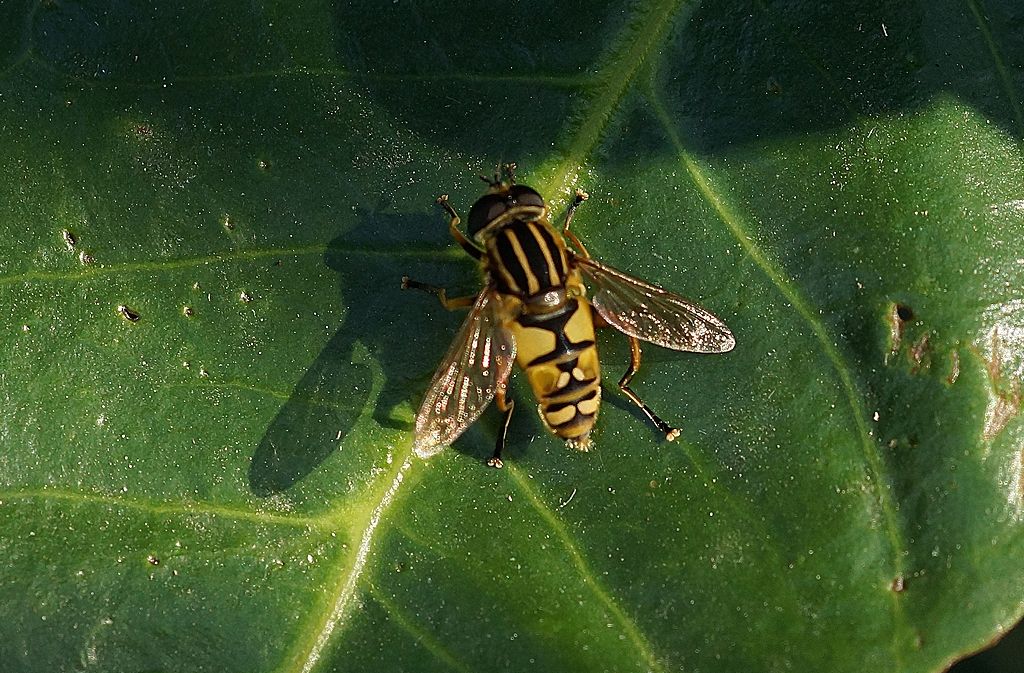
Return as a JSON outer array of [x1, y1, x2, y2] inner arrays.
[[947, 349, 960, 385], [909, 332, 931, 374], [890, 575, 906, 593], [981, 329, 1022, 442], [885, 302, 913, 364], [984, 389, 1021, 442], [885, 304, 959, 381]]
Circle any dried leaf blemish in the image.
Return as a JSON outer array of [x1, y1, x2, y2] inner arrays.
[[947, 349, 960, 385], [981, 330, 1022, 442], [909, 332, 931, 374], [886, 302, 914, 364]]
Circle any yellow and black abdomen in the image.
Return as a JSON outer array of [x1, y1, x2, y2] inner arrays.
[[510, 297, 601, 448]]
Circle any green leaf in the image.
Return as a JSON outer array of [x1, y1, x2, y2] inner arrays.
[[2, 1, 1023, 672]]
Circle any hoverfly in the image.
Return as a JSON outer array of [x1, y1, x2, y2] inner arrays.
[[403, 164, 734, 467]]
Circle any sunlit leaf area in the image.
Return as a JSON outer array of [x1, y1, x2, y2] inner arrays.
[[1, 1, 1022, 671]]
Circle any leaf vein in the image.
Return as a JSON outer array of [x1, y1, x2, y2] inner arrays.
[[646, 87, 911, 662], [541, 0, 693, 199], [365, 583, 475, 673], [507, 465, 666, 673], [0, 488, 320, 528], [21, 54, 594, 90], [0, 243, 459, 288], [964, 0, 1024, 134], [282, 454, 415, 673]]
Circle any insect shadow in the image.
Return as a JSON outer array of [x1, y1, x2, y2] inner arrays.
[[248, 207, 482, 495]]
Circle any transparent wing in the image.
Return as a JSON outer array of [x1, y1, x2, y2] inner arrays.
[[413, 289, 516, 459], [577, 257, 735, 353]]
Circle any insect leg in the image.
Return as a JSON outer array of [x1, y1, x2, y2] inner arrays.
[[488, 386, 515, 469], [618, 335, 682, 441], [436, 195, 484, 260], [400, 276, 478, 310], [561, 189, 591, 259]]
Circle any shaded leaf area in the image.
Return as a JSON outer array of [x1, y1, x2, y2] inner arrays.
[[0, 1, 1022, 673]]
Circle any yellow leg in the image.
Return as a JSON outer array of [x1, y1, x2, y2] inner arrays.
[[436, 195, 484, 260], [618, 335, 681, 441]]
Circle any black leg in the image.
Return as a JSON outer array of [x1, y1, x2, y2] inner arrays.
[[502, 162, 517, 185], [437, 195, 484, 260], [562, 189, 591, 258], [618, 335, 681, 441], [488, 387, 514, 468], [400, 276, 477, 310]]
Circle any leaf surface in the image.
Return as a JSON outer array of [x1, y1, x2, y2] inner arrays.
[[1, 1, 1023, 672]]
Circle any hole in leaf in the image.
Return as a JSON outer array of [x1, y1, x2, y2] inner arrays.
[[117, 305, 140, 323]]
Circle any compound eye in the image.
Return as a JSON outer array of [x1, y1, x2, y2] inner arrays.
[[508, 185, 545, 208], [467, 194, 509, 235]]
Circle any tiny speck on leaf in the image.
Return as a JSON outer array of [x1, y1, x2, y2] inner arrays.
[[117, 305, 140, 323]]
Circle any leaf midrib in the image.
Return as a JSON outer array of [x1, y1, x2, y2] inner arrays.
[[283, 1, 694, 671]]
